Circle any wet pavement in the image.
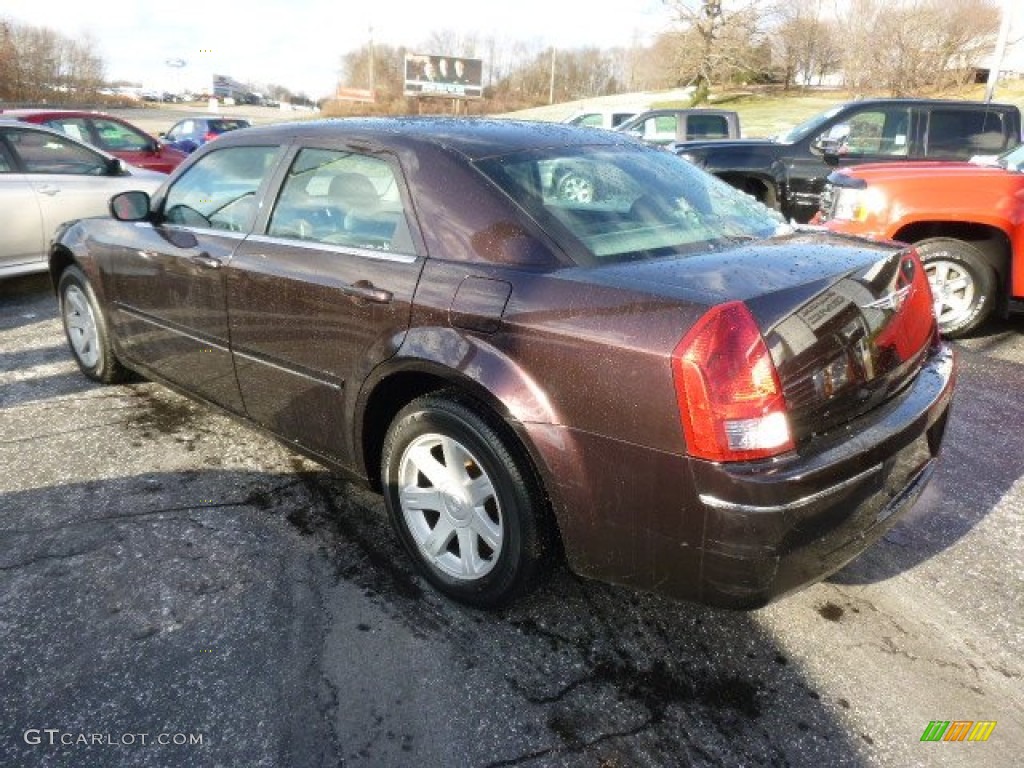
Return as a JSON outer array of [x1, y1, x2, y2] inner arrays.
[[1, 273, 1021, 767]]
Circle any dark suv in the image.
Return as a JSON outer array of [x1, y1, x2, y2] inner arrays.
[[673, 99, 1022, 222]]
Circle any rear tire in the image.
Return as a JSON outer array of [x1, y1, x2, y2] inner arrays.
[[58, 265, 129, 383], [381, 392, 550, 609], [915, 238, 995, 338]]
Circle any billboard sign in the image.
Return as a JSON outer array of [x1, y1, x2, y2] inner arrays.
[[404, 54, 483, 99]]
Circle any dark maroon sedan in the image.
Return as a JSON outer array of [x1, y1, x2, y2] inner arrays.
[[49, 118, 954, 609]]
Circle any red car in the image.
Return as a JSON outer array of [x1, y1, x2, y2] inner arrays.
[[2, 109, 188, 174], [817, 147, 1024, 337]]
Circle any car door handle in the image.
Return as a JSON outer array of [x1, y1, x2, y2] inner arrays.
[[36, 185, 60, 196], [191, 253, 222, 269], [341, 280, 392, 304]]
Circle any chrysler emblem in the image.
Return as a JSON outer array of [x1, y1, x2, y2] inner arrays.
[[861, 285, 912, 312]]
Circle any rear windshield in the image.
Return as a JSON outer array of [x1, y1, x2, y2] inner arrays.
[[475, 145, 786, 265], [208, 120, 250, 134]]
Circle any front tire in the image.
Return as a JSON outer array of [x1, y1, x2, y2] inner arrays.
[[381, 393, 550, 609], [915, 238, 996, 338], [58, 265, 129, 383]]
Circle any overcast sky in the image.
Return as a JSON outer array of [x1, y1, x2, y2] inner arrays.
[[2, 0, 672, 97], [4, 1, 1022, 98]]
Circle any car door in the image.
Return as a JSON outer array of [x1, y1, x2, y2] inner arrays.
[[0, 135, 45, 273], [227, 145, 425, 465], [0, 126, 135, 272], [87, 117, 165, 172], [100, 144, 284, 412]]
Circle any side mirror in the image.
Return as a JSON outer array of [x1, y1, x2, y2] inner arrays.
[[105, 157, 128, 176], [110, 190, 151, 221]]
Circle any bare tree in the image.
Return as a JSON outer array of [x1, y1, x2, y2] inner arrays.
[[771, 0, 841, 89], [838, 0, 1000, 95], [663, 0, 767, 104], [0, 16, 105, 102]]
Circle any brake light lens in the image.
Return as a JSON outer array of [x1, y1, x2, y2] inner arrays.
[[203, 131, 219, 142], [672, 301, 793, 462]]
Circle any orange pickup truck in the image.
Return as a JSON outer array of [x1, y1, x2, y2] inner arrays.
[[816, 148, 1024, 337]]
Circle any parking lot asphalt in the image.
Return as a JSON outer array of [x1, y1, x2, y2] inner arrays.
[[1, 273, 1021, 768]]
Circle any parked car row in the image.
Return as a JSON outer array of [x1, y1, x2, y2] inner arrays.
[[673, 98, 1022, 223], [0, 109, 254, 170]]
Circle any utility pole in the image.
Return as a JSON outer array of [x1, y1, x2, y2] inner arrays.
[[985, 2, 1012, 103], [368, 25, 375, 99], [548, 46, 556, 104]]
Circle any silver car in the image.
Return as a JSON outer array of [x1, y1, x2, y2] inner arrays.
[[0, 121, 164, 278]]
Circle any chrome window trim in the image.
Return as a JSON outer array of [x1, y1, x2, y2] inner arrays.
[[131, 221, 248, 240], [247, 233, 418, 264]]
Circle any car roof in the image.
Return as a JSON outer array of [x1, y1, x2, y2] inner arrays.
[[838, 98, 1016, 109], [0, 108, 121, 119], [214, 117, 640, 160]]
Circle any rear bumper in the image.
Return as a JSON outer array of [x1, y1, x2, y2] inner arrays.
[[527, 342, 955, 609], [691, 342, 955, 608]]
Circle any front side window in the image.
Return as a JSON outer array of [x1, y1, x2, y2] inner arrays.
[[476, 144, 787, 265], [90, 118, 151, 151], [168, 120, 193, 140], [2, 128, 108, 174], [163, 145, 280, 232], [267, 148, 415, 254], [819, 108, 910, 157], [571, 114, 603, 128], [634, 115, 678, 143]]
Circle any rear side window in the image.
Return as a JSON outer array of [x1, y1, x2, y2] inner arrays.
[[42, 118, 91, 144], [163, 145, 281, 232], [927, 108, 1012, 158], [687, 114, 730, 140], [208, 120, 250, 134], [266, 148, 415, 254]]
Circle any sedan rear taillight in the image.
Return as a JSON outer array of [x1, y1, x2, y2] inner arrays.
[[203, 131, 219, 142], [672, 301, 793, 462]]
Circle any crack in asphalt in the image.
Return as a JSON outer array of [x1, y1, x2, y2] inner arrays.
[[1, 482, 304, 535], [0, 418, 133, 444], [0, 543, 106, 571]]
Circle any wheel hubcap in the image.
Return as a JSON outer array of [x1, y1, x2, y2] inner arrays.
[[397, 434, 502, 580], [925, 259, 975, 327], [63, 285, 100, 369], [560, 175, 595, 203]]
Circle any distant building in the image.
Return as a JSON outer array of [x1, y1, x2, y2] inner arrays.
[[212, 74, 254, 102]]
